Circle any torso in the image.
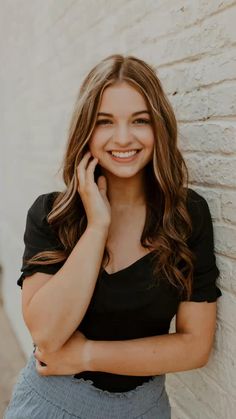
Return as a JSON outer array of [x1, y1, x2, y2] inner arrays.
[[102, 205, 154, 275]]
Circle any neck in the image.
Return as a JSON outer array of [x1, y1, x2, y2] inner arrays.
[[101, 169, 147, 207]]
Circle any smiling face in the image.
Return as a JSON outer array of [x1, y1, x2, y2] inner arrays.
[[88, 81, 155, 179]]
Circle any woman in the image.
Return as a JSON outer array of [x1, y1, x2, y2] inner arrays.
[[4, 54, 222, 419]]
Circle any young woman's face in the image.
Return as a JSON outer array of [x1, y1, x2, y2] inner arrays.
[[88, 81, 155, 179]]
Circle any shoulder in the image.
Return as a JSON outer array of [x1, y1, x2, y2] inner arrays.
[[26, 191, 61, 243], [185, 187, 210, 219], [186, 187, 208, 210], [185, 188, 213, 244], [28, 191, 60, 221]]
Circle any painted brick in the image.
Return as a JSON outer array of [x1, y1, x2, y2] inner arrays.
[[0, 1, 235, 418]]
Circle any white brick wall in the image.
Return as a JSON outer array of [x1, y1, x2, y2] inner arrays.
[[0, 1, 235, 417]]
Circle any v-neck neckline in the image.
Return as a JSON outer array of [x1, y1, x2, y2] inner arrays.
[[102, 250, 156, 277]]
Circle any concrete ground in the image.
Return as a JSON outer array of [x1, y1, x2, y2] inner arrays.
[[0, 300, 26, 417]]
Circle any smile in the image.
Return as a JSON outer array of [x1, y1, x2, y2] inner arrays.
[[107, 149, 141, 163]]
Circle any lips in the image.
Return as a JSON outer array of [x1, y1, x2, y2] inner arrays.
[[107, 149, 141, 153], [108, 150, 141, 163]]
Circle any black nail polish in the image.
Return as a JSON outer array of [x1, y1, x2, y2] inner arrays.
[[40, 361, 47, 367]]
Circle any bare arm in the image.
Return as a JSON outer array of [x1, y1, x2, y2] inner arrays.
[[23, 225, 108, 354], [23, 151, 111, 354], [85, 301, 217, 375]]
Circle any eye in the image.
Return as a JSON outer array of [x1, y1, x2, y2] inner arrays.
[[134, 118, 151, 124], [96, 118, 151, 125], [96, 119, 112, 125]]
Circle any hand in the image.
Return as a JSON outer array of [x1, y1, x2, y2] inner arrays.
[[34, 330, 90, 376], [77, 151, 111, 229]]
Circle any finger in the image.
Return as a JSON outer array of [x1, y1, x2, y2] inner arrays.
[[97, 176, 107, 195], [85, 157, 98, 182], [34, 347, 47, 366], [33, 347, 40, 360], [35, 358, 47, 369], [77, 151, 92, 189], [35, 359, 48, 376], [79, 151, 92, 168]]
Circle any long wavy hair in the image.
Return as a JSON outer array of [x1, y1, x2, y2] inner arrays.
[[25, 54, 196, 300]]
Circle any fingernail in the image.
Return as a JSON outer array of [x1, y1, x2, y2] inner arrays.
[[40, 361, 47, 367]]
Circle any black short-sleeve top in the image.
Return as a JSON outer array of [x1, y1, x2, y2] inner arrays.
[[17, 188, 222, 392], [17, 192, 64, 287]]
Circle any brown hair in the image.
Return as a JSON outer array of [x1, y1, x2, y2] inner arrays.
[[25, 54, 195, 300]]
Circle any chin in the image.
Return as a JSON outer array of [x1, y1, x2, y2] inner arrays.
[[105, 167, 145, 178]]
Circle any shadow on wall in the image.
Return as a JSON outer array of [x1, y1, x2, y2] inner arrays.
[[0, 264, 26, 417], [0, 264, 2, 305]]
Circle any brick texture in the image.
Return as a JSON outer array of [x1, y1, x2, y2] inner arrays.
[[0, 1, 235, 417]]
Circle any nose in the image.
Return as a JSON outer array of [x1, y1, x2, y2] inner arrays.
[[113, 124, 134, 148]]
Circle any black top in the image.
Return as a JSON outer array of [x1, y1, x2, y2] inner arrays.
[[17, 188, 222, 392]]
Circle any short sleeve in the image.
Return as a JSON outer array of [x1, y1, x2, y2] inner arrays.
[[17, 192, 64, 289], [180, 189, 222, 302]]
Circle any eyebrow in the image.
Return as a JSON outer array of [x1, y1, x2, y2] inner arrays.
[[97, 110, 151, 117]]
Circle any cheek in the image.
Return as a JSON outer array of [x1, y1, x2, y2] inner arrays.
[[88, 133, 106, 152], [145, 142, 155, 163], [87, 143, 104, 163], [140, 129, 155, 148], [146, 138, 155, 153], [87, 139, 96, 156]]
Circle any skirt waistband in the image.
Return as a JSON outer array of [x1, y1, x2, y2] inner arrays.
[[20, 353, 167, 418]]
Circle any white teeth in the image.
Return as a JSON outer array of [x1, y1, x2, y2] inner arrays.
[[111, 150, 138, 158]]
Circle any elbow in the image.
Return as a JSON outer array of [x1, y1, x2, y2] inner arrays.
[[195, 347, 212, 369], [23, 316, 64, 353], [186, 351, 210, 370], [31, 334, 64, 353], [26, 326, 63, 353], [33, 334, 64, 353], [182, 333, 212, 369], [198, 351, 211, 368]]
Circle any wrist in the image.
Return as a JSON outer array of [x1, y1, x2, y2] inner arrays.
[[87, 225, 109, 237], [84, 339, 96, 371], [87, 221, 110, 232]]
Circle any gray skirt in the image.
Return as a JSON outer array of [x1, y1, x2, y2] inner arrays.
[[4, 352, 171, 419]]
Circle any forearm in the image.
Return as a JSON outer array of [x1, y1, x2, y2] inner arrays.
[[86, 333, 207, 376], [25, 226, 108, 353]]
